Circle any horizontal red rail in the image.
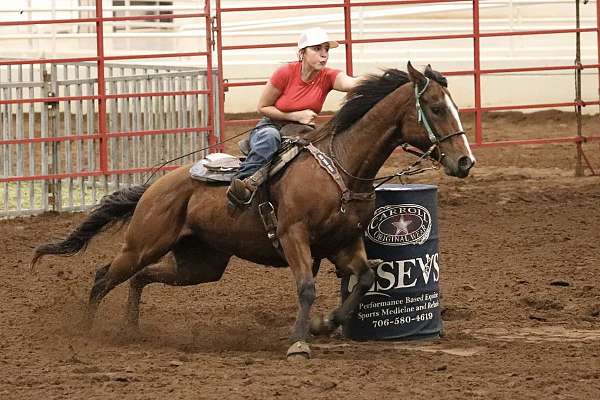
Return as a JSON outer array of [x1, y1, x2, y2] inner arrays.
[[353, 33, 474, 45], [0, 95, 98, 106], [220, 0, 467, 13], [222, 42, 297, 51], [0, 13, 207, 27], [0, 126, 212, 146], [481, 63, 600, 75], [439, 63, 600, 77], [0, 165, 181, 184], [0, 56, 99, 66], [104, 89, 210, 100], [223, 63, 600, 89], [0, 52, 204, 66], [470, 136, 600, 148], [104, 51, 208, 61], [106, 126, 212, 139], [480, 27, 597, 38], [220, 3, 341, 12], [352, 0, 468, 5], [0, 171, 105, 183], [0, 134, 100, 146], [224, 81, 267, 88], [0, 89, 210, 106], [482, 100, 600, 112], [103, 13, 208, 22], [0, 17, 97, 27]]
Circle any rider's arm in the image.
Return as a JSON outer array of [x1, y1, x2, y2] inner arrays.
[[333, 72, 363, 92], [257, 81, 316, 125]]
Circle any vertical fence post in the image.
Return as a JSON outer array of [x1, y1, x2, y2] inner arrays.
[[95, 0, 108, 174], [1, 66, 10, 213], [214, 0, 224, 153], [343, 0, 353, 76], [16, 65, 23, 213], [50, 64, 62, 210], [205, 0, 217, 154], [596, 0, 600, 164], [575, 0, 584, 177], [42, 69, 59, 211], [472, 0, 482, 145], [596, 0, 600, 108]]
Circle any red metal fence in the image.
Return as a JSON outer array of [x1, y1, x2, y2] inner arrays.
[[0, 0, 215, 184], [0, 1, 215, 216], [215, 0, 600, 174], [1, 0, 600, 216]]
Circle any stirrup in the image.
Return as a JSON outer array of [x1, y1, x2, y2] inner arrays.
[[226, 182, 256, 207]]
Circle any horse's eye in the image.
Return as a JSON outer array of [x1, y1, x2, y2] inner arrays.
[[430, 106, 445, 116]]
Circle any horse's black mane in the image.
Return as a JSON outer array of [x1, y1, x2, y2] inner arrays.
[[329, 67, 447, 134]]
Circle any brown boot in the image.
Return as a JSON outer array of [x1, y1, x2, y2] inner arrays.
[[227, 177, 253, 206]]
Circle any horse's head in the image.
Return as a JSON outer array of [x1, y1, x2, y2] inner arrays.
[[400, 62, 475, 178]]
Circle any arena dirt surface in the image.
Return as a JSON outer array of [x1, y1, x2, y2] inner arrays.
[[1, 110, 600, 399]]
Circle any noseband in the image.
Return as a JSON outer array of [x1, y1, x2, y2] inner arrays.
[[410, 76, 465, 161]]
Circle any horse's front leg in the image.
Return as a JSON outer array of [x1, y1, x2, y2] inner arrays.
[[278, 222, 316, 359], [310, 237, 375, 336]]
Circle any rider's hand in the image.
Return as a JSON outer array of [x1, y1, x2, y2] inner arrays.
[[292, 109, 317, 125]]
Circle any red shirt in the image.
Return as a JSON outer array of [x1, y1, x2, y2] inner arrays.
[[270, 62, 341, 114]]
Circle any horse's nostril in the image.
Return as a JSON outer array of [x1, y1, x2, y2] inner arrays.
[[458, 156, 473, 172]]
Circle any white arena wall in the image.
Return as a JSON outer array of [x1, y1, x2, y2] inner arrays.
[[1, 0, 598, 114]]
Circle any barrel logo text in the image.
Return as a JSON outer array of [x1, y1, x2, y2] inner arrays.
[[366, 204, 432, 246]]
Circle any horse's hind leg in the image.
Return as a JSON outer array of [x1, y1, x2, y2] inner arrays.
[[88, 241, 172, 324], [126, 238, 230, 328], [87, 216, 185, 325]]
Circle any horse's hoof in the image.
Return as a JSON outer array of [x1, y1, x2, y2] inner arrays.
[[286, 341, 311, 360], [310, 314, 336, 336]]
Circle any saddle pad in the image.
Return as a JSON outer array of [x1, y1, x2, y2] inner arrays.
[[189, 153, 241, 183], [189, 139, 302, 184]]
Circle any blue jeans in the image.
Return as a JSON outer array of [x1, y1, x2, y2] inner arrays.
[[237, 117, 281, 179]]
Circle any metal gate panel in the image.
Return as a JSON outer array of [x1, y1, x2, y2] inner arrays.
[[0, 0, 217, 217]]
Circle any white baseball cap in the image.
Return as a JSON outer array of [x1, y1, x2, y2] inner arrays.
[[297, 28, 339, 50]]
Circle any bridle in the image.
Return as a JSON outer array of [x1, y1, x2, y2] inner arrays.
[[408, 76, 466, 162], [327, 76, 466, 184]]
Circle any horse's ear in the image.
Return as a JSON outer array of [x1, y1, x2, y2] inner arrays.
[[424, 64, 433, 76], [407, 61, 427, 91]]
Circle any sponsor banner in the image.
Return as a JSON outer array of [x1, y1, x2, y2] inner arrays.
[[342, 184, 442, 341]]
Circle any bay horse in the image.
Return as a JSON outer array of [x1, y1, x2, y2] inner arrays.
[[31, 62, 475, 358]]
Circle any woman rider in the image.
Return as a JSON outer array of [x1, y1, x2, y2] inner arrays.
[[227, 27, 362, 205]]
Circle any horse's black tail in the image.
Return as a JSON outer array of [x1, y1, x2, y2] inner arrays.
[[30, 184, 150, 269]]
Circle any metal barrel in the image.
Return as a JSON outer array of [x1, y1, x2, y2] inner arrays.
[[341, 184, 441, 341]]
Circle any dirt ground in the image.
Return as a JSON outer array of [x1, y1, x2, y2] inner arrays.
[[1, 110, 600, 400]]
